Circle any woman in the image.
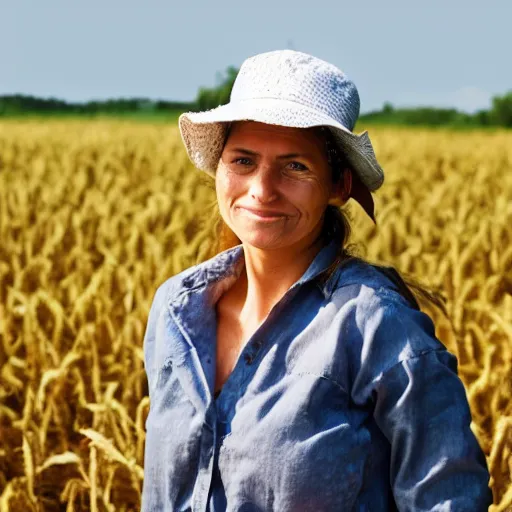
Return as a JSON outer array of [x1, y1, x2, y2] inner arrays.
[[141, 50, 493, 511]]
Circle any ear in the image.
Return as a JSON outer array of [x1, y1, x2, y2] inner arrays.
[[328, 168, 352, 207]]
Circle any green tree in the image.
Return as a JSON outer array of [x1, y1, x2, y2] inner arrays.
[[195, 66, 239, 111], [382, 102, 394, 115], [489, 91, 512, 127]]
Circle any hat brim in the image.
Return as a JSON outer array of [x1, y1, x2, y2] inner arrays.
[[179, 97, 384, 192]]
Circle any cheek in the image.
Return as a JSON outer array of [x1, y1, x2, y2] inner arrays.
[[216, 169, 242, 206], [292, 180, 329, 210]]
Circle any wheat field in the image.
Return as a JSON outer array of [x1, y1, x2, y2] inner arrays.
[[0, 120, 510, 511]]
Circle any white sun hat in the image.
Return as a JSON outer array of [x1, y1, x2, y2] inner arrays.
[[178, 49, 384, 193]]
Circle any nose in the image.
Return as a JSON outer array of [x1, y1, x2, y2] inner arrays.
[[248, 165, 279, 203]]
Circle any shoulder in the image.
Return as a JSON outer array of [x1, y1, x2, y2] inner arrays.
[[329, 257, 418, 307], [145, 268, 195, 320], [147, 245, 244, 321], [332, 257, 443, 349], [327, 258, 451, 393], [326, 258, 419, 329]]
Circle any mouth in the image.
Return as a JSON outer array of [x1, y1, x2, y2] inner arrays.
[[238, 207, 287, 221]]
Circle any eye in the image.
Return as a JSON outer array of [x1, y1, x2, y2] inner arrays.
[[287, 161, 308, 172], [233, 157, 253, 166]]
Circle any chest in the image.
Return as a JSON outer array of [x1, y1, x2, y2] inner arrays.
[[214, 294, 265, 394], [214, 308, 251, 394]]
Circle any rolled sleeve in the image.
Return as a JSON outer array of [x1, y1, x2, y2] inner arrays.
[[373, 349, 493, 511]]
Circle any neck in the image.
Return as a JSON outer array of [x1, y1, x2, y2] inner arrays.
[[236, 231, 325, 325]]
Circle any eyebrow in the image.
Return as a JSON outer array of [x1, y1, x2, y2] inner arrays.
[[229, 147, 314, 160]]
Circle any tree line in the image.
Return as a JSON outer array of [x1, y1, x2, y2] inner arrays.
[[0, 96, 195, 116], [2, 66, 511, 127]]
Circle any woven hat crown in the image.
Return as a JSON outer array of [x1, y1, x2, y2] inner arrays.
[[231, 50, 360, 132]]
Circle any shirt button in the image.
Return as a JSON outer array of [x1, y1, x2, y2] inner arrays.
[[244, 353, 253, 364]]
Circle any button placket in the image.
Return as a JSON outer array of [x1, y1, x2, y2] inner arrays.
[[242, 296, 294, 367], [243, 337, 265, 365]]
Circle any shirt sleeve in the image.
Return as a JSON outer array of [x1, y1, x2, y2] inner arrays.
[[359, 290, 494, 511]]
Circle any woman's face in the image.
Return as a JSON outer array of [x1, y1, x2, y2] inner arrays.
[[216, 121, 336, 251]]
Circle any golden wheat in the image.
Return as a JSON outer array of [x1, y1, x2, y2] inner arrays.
[[0, 120, 510, 511]]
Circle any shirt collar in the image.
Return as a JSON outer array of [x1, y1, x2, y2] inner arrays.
[[173, 237, 342, 302]]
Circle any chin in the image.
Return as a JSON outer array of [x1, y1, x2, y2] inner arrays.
[[237, 231, 295, 251]]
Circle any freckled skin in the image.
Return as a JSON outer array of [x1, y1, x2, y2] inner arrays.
[[216, 121, 344, 253]]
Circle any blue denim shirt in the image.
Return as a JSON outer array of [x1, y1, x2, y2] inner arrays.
[[141, 238, 492, 511]]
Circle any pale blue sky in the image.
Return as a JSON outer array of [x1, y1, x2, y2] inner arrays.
[[2, 0, 511, 113]]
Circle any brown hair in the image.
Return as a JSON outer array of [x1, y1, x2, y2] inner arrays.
[[200, 123, 447, 314]]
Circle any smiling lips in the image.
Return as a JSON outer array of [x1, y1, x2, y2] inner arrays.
[[239, 206, 287, 219]]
